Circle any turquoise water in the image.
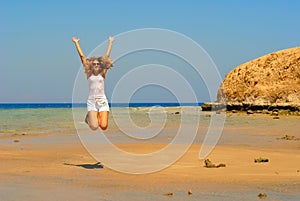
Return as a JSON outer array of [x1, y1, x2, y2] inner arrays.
[[1, 106, 300, 149], [0, 103, 201, 135], [0, 108, 75, 135], [0, 106, 190, 135], [1, 106, 299, 133]]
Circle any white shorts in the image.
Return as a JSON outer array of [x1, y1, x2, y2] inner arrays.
[[87, 98, 110, 112]]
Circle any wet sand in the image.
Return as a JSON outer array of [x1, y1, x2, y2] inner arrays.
[[1, 113, 300, 201]]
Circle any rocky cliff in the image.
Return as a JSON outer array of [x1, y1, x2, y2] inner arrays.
[[211, 46, 300, 112]]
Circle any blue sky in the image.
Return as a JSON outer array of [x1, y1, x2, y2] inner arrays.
[[1, 0, 300, 103]]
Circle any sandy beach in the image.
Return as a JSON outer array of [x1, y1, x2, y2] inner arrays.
[[1, 112, 300, 201]]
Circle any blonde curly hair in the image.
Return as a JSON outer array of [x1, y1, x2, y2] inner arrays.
[[83, 56, 114, 78]]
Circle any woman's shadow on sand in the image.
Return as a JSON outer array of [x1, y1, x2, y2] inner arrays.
[[63, 162, 103, 169]]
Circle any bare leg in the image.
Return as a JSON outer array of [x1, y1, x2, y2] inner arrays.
[[98, 111, 109, 130], [87, 111, 99, 130]]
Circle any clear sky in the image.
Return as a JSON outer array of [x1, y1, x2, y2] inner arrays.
[[1, 0, 300, 103]]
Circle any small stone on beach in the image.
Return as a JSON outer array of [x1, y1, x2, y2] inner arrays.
[[277, 134, 300, 141], [164, 192, 173, 197], [188, 190, 192, 195], [247, 110, 254, 114], [204, 159, 226, 168], [254, 157, 269, 163], [258, 193, 267, 199]]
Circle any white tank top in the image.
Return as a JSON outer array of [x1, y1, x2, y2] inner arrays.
[[88, 74, 106, 99]]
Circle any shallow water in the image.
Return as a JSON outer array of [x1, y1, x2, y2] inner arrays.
[[1, 107, 300, 147], [0, 108, 75, 135]]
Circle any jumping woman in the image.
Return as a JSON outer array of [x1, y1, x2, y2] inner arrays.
[[72, 36, 114, 130]]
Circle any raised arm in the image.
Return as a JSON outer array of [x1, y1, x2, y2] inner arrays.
[[105, 36, 114, 57], [72, 37, 86, 64]]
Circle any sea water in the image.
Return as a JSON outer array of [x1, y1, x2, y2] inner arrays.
[[0, 107, 75, 135], [0, 103, 201, 136], [1, 103, 300, 147]]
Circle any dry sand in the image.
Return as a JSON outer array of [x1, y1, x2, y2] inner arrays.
[[1, 115, 300, 201]]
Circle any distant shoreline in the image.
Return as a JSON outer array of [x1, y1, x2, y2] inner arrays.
[[201, 102, 300, 115], [0, 102, 204, 109]]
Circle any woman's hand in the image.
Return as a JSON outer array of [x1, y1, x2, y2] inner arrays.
[[72, 37, 80, 43], [108, 36, 114, 43], [72, 36, 86, 64]]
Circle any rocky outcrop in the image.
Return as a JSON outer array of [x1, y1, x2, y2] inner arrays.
[[204, 46, 300, 113]]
